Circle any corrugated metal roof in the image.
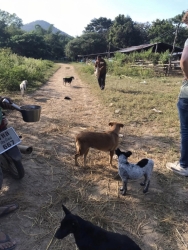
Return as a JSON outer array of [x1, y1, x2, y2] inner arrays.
[[77, 52, 113, 57], [117, 42, 183, 53], [77, 42, 183, 57], [117, 44, 153, 53]]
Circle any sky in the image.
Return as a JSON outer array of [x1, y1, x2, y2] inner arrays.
[[0, 0, 187, 37]]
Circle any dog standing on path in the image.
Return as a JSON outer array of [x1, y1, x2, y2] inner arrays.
[[75, 122, 124, 167], [63, 76, 74, 86], [115, 148, 154, 195], [20, 80, 28, 97]]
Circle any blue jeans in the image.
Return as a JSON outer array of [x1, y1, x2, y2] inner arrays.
[[177, 98, 188, 168]]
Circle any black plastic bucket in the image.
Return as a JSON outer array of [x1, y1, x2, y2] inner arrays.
[[20, 105, 41, 122]]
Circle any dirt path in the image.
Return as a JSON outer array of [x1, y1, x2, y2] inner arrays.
[[1, 64, 119, 250], [0, 64, 186, 250]]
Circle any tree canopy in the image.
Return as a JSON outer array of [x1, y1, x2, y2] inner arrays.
[[108, 15, 147, 49], [148, 19, 176, 44], [65, 32, 107, 59], [0, 8, 187, 60], [84, 17, 113, 34], [0, 9, 23, 28], [0, 9, 72, 60]]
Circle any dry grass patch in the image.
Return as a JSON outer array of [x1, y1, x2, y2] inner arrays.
[[71, 62, 188, 250]]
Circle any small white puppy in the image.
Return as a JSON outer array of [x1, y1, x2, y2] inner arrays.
[[20, 80, 28, 97]]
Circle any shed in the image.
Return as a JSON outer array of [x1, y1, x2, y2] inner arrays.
[[117, 42, 183, 54], [77, 42, 183, 59]]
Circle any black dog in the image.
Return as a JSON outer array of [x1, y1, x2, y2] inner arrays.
[[55, 205, 142, 250], [63, 76, 74, 86]]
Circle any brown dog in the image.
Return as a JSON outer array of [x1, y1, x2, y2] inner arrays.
[[75, 122, 124, 167]]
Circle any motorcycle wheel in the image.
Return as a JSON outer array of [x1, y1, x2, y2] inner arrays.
[[0, 154, 25, 179]]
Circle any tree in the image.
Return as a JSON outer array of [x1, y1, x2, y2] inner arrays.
[[9, 29, 72, 60], [35, 24, 47, 35], [0, 20, 10, 47], [47, 24, 54, 34], [175, 25, 188, 47], [44, 32, 71, 59], [0, 9, 72, 60], [134, 22, 151, 44], [0, 9, 23, 28], [170, 11, 188, 48], [0, 9, 24, 43], [65, 33, 107, 59], [148, 11, 188, 48], [108, 14, 143, 49], [9, 32, 49, 59], [148, 19, 176, 44], [35, 24, 54, 35], [6, 24, 25, 37], [84, 17, 113, 34]]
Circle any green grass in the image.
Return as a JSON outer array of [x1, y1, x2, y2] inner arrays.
[[74, 63, 180, 136], [0, 48, 60, 92], [73, 63, 184, 176]]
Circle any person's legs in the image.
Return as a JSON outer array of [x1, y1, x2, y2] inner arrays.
[[100, 73, 106, 90], [166, 98, 188, 176], [97, 77, 102, 89], [178, 98, 188, 167]]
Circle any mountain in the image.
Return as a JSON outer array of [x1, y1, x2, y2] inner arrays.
[[21, 20, 72, 37]]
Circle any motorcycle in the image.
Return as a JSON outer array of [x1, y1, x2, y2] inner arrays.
[[0, 99, 41, 179]]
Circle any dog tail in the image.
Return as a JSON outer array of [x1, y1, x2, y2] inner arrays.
[[75, 139, 83, 156], [75, 140, 80, 154]]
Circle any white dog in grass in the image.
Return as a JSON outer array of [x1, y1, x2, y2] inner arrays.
[[20, 80, 28, 97]]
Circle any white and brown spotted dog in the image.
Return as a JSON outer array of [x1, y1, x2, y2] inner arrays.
[[115, 148, 154, 195]]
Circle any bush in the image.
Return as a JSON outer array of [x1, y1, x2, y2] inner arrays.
[[106, 49, 170, 78], [0, 48, 55, 91], [159, 50, 170, 64], [81, 64, 95, 75]]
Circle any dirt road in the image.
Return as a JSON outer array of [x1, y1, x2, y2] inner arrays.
[[0, 64, 186, 250], [1, 64, 121, 250]]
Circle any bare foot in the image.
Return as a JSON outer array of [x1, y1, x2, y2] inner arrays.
[[0, 232, 16, 249], [0, 204, 19, 218]]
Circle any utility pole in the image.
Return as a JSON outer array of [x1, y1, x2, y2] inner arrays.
[[168, 22, 181, 75], [108, 42, 111, 58]]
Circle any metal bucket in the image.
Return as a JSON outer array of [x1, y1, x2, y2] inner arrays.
[[20, 105, 41, 122]]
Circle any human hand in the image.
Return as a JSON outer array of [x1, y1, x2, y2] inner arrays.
[[0, 97, 14, 110]]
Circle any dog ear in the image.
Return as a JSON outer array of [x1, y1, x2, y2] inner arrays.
[[119, 123, 124, 128], [62, 205, 71, 215], [115, 148, 121, 156], [126, 151, 132, 157]]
